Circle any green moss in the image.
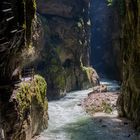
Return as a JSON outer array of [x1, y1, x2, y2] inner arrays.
[[82, 67, 94, 83], [48, 64, 66, 90], [16, 75, 47, 120], [107, 0, 113, 6], [86, 101, 113, 114], [55, 74, 66, 90], [102, 101, 113, 114], [107, 0, 126, 16], [80, 60, 95, 84]]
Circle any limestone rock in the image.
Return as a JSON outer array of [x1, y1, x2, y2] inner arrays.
[[92, 85, 107, 93], [36, 0, 92, 99]]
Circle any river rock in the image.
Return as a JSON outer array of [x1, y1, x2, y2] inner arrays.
[[92, 84, 107, 93]]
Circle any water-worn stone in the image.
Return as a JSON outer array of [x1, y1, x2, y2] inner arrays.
[[91, 85, 107, 93]]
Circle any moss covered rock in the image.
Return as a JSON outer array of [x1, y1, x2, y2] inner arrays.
[[82, 65, 100, 88], [0, 75, 48, 140]]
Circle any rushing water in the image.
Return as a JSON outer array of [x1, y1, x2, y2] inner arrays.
[[38, 80, 136, 140]]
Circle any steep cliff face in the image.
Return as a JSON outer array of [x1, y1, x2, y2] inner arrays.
[[36, 0, 98, 99], [0, 0, 48, 139], [117, 0, 140, 127]]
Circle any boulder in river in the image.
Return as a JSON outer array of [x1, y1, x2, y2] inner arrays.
[[92, 84, 108, 93]]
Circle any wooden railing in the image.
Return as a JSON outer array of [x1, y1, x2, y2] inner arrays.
[[21, 68, 35, 81]]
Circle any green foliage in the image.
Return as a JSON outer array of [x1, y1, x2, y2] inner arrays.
[[106, 0, 125, 16], [55, 74, 66, 90], [107, 0, 113, 6], [80, 59, 94, 84], [86, 101, 113, 114], [118, 0, 125, 16], [48, 64, 66, 90], [34, 75, 47, 102], [82, 66, 94, 83], [102, 101, 113, 113], [16, 75, 47, 120]]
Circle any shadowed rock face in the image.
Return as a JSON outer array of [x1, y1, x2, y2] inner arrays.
[[0, 0, 48, 139], [0, 0, 37, 84], [0, 0, 25, 84], [90, 0, 122, 80], [117, 0, 140, 127], [36, 0, 95, 99]]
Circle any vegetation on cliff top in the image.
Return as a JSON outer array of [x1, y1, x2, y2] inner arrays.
[[16, 75, 48, 120]]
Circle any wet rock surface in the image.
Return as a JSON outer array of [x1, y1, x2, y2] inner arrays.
[[91, 84, 108, 93]]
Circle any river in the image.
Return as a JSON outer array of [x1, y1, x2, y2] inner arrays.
[[37, 80, 137, 140]]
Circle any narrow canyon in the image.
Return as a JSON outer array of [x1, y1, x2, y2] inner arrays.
[[0, 0, 140, 140]]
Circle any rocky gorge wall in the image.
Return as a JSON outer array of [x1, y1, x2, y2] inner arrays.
[[36, 0, 99, 99], [0, 0, 48, 139], [117, 0, 140, 128]]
